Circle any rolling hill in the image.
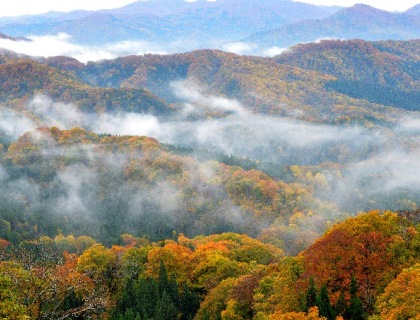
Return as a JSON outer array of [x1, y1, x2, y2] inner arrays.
[[273, 39, 420, 110], [0, 54, 173, 116], [39, 46, 413, 123], [1, 38, 418, 125]]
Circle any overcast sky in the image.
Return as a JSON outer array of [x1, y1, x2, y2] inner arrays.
[[0, 0, 417, 17]]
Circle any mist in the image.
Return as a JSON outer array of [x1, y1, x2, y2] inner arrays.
[[221, 41, 290, 57], [0, 33, 168, 63], [0, 109, 252, 244], [0, 33, 294, 63], [1, 77, 419, 246], [14, 88, 382, 165], [0, 109, 36, 140]]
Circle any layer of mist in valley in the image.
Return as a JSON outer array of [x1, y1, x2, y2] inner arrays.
[[0, 77, 419, 242], [0, 33, 287, 62]]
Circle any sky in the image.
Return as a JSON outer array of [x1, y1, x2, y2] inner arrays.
[[0, 0, 139, 17], [0, 0, 417, 17]]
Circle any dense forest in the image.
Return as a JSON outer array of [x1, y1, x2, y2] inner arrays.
[[1, 210, 419, 319], [0, 125, 419, 319], [0, 37, 419, 319]]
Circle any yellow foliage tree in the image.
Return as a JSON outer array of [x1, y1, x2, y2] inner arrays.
[[375, 263, 420, 320], [77, 244, 116, 277], [269, 307, 327, 320]]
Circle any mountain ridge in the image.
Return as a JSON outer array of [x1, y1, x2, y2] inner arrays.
[[0, 57, 173, 116], [244, 4, 420, 50], [406, 3, 420, 15], [34, 42, 418, 123], [0, 0, 358, 50]]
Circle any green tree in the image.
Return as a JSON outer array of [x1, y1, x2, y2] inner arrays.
[[334, 291, 347, 317], [344, 276, 365, 320], [137, 276, 159, 318], [155, 291, 178, 320], [180, 282, 200, 320], [158, 262, 180, 309], [316, 285, 335, 320], [303, 277, 317, 312]]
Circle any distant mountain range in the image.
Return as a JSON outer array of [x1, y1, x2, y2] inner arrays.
[[0, 32, 27, 41], [0, 0, 339, 49], [244, 4, 420, 50], [0, 1, 418, 55], [1, 0, 418, 58]]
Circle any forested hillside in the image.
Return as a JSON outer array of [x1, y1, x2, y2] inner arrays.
[[0, 127, 338, 252], [274, 39, 420, 110], [40, 47, 409, 123], [0, 40, 413, 124], [0, 57, 173, 116]]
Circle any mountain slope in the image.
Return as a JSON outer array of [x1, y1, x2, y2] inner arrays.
[[406, 4, 420, 15], [105, 0, 332, 20], [245, 4, 420, 49], [40, 48, 409, 124], [5, 38, 418, 123], [0, 57, 172, 115], [273, 39, 420, 110], [0, 33, 11, 40], [1, 126, 335, 247]]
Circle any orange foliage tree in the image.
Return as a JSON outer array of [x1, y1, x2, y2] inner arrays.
[[301, 211, 412, 312]]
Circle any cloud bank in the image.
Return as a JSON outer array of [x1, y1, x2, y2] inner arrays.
[[0, 34, 295, 62], [0, 33, 168, 62]]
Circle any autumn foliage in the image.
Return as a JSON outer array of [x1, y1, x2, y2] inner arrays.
[[0, 210, 418, 319]]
